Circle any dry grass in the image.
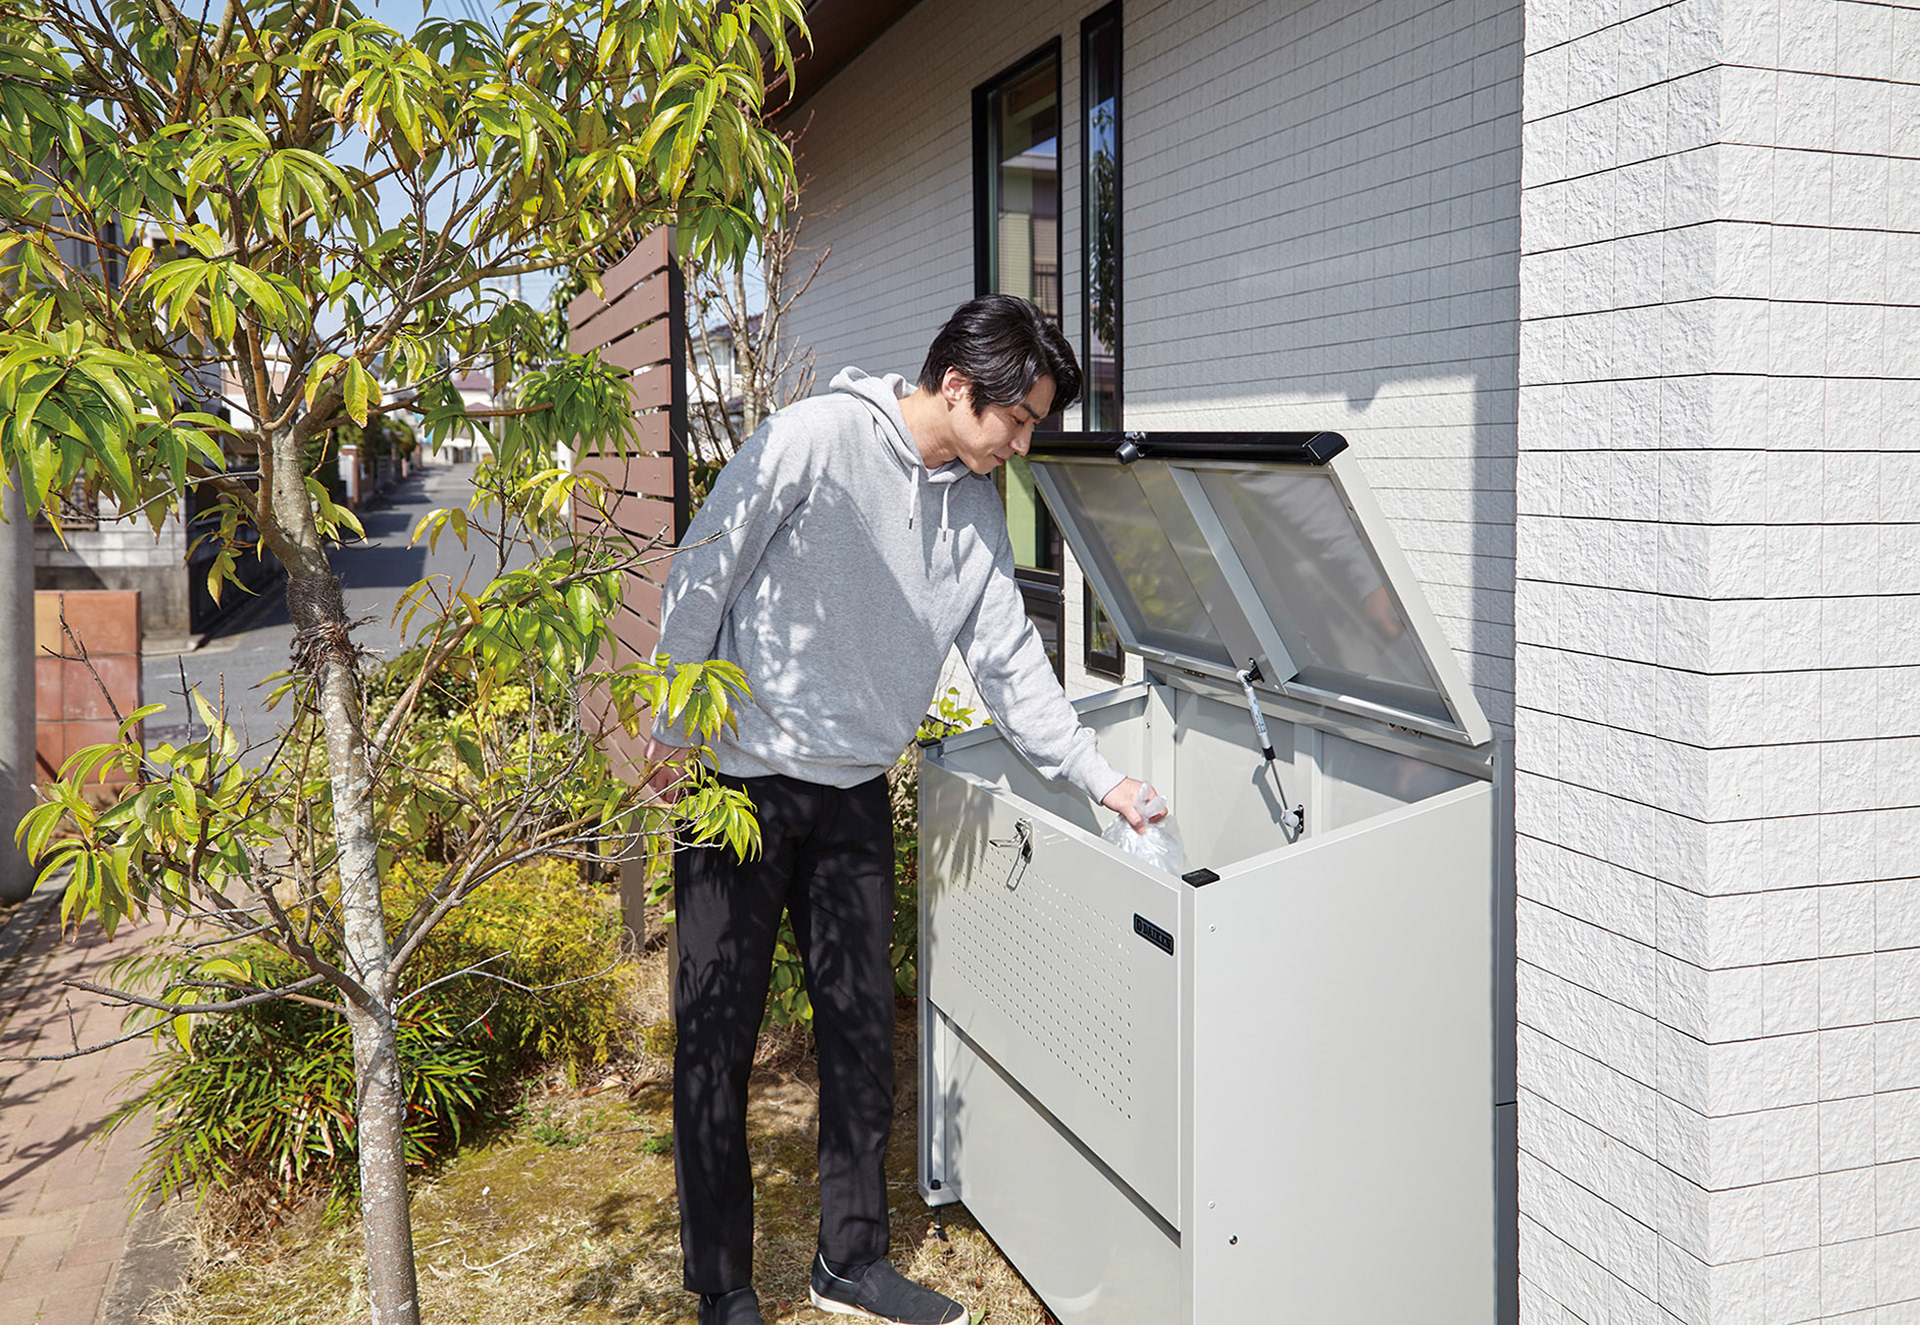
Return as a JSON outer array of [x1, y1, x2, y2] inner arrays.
[[142, 934, 1054, 1325]]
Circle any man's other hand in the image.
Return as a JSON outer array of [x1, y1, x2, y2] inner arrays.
[[1102, 777, 1169, 834], [644, 736, 693, 804]]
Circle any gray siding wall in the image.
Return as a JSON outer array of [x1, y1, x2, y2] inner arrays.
[[786, 0, 1524, 727]]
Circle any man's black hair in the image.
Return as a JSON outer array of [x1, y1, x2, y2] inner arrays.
[[918, 294, 1081, 418]]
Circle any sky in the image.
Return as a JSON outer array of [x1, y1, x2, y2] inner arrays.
[[321, 1, 766, 336], [359, 0, 561, 313]]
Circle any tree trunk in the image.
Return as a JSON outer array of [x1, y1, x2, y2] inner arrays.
[[286, 531, 419, 1323]]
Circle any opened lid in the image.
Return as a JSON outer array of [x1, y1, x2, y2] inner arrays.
[[1029, 432, 1492, 747]]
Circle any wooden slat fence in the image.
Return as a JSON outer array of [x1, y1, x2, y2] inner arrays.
[[571, 230, 688, 783]]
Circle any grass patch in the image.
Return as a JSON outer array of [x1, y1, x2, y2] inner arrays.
[[143, 930, 1055, 1324]]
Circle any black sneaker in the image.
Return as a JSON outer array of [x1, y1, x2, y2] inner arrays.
[[809, 1253, 968, 1324], [696, 1286, 764, 1325]]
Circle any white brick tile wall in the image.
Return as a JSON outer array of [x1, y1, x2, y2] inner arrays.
[[1518, 0, 1919, 1317]]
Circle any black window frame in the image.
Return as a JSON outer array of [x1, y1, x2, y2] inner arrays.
[[1080, 2, 1126, 681], [974, 39, 1068, 682]]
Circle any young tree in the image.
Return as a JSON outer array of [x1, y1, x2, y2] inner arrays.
[[681, 155, 825, 493], [0, 3, 801, 1321]]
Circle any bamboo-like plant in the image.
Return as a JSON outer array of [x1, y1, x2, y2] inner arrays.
[[0, 3, 802, 1321]]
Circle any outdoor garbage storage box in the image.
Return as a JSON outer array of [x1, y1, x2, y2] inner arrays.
[[917, 431, 1499, 1325]]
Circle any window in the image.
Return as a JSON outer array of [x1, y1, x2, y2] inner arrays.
[[1082, 3, 1121, 432], [1082, 3, 1126, 679], [977, 44, 1067, 680]]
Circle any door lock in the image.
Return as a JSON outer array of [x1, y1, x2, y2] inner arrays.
[[989, 819, 1033, 890]]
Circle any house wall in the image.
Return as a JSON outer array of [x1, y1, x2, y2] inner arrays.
[[1511, 0, 1920, 1321], [788, 0, 1523, 729], [35, 518, 190, 639]]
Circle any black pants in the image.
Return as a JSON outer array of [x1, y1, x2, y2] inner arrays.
[[674, 772, 896, 1293]]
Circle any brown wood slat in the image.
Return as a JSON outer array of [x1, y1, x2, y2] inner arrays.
[[577, 411, 670, 461], [569, 230, 671, 325], [595, 318, 673, 371], [616, 582, 663, 633], [571, 266, 672, 353], [627, 365, 672, 411], [607, 495, 675, 542], [577, 452, 673, 496]]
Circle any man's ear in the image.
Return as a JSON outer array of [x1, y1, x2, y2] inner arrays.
[[940, 368, 973, 410]]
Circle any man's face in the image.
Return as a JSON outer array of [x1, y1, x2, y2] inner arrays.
[[944, 372, 1055, 475]]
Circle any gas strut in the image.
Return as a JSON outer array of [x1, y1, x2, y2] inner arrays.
[[1237, 661, 1305, 840], [1236, 661, 1279, 762]]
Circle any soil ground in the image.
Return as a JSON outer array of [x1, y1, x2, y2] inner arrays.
[[139, 933, 1053, 1325]]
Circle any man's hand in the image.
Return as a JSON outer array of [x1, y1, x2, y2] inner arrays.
[[1102, 776, 1169, 834], [644, 736, 693, 804]]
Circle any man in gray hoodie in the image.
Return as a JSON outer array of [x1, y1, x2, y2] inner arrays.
[[648, 295, 1159, 1325]]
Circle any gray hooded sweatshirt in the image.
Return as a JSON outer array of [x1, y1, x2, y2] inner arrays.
[[652, 368, 1124, 803]]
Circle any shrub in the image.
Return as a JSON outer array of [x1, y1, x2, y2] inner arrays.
[[107, 857, 629, 1215], [390, 856, 627, 1076], [110, 996, 488, 1225]]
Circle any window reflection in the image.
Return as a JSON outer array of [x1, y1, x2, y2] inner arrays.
[[1082, 5, 1121, 432], [987, 60, 1060, 318]]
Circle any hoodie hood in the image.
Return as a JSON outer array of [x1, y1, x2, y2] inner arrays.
[[830, 367, 973, 487]]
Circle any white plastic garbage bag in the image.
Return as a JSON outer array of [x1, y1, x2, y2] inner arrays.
[[1101, 783, 1185, 876]]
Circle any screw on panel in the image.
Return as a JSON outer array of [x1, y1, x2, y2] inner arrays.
[[1229, 1236, 1238, 1245]]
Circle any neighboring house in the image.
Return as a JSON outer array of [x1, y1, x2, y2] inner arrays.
[[774, 2, 1919, 1324], [35, 224, 279, 642], [447, 371, 497, 464], [685, 312, 762, 464]]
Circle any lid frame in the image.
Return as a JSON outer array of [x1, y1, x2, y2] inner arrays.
[[1028, 430, 1493, 750]]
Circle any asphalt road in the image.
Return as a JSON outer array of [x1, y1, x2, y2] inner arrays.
[[140, 461, 516, 753]]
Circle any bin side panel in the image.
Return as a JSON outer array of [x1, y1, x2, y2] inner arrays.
[[937, 1009, 1181, 1325], [921, 756, 1182, 1226], [1190, 782, 1496, 1324]]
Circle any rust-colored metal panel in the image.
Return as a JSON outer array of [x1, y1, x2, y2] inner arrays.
[[571, 267, 672, 354], [35, 590, 143, 785], [569, 229, 671, 326], [595, 317, 673, 372]]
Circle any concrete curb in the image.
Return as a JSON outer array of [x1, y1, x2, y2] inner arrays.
[[0, 876, 66, 988], [100, 1200, 194, 1325]]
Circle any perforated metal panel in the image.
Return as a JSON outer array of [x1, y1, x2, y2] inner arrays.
[[941, 836, 1139, 1119], [921, 758, 1183, 1226]]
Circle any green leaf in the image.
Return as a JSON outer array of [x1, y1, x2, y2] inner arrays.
[[342, 359, 373, 425]]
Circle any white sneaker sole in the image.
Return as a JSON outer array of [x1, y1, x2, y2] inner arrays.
[[807, 1287, 966, 1324], [809, 1287, 879, 1319]]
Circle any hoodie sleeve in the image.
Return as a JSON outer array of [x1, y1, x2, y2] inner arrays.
[[955, 537, 1127, 804], [650, 416, 812, 747]]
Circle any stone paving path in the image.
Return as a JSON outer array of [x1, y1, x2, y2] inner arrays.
[[0, 888, 167, 1325]]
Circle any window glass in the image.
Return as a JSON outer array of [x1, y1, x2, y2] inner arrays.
[[1040, 460, 1258, 669], [980, 47, 1065, 678], [1193, 467, 1450, 724], [1081, 5, 1124, 678], [987, 59, 1060, 318], [1082, 5, 1121, 431]]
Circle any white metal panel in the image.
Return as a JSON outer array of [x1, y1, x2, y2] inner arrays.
[[1186, 781, 1497, 1323], [935, 1013, 1181, 1325], [921, 754, 1184, 1226]]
